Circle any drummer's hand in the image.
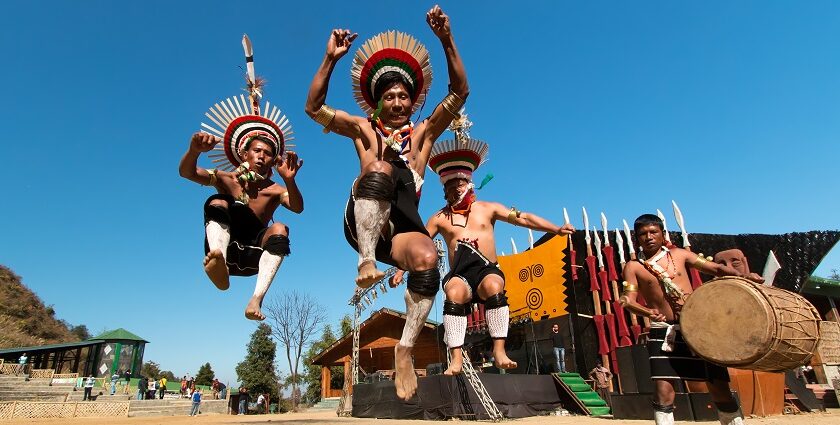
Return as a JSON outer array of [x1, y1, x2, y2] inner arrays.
[[648, 309, 666, 322], [745, 272, 765, 284]]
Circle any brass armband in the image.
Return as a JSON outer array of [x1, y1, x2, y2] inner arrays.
[[281, 191, 289, 199], [622, 281, 638, 293], [507, 207, 521, 223], [692, 255, 708, 268], [440, 91, 465, 117], [206, 168, 217, 186], [313, 104, 336, 133]]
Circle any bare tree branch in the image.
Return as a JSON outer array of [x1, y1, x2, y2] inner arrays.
[[265, 290, 327, 410]]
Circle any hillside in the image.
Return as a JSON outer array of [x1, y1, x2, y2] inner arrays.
[[0, 265, 80, 348]]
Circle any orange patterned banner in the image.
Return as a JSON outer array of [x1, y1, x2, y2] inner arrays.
[[497, 235, 569, 321]]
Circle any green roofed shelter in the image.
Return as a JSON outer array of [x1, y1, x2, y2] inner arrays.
[[0, 328, 148, 378]]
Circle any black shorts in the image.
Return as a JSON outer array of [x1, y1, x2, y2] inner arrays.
[[204, 194, 268, 277], [442, 241, 505, 301], [647, 325, 729, 382], [343, 160, 428, 267]]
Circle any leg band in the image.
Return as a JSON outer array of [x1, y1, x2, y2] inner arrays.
[[652, 401, 675, 413], [356, 171, 395, 200], [204, 204, 230, 226], [443, 300, 470, 316], [407, 268, 440, 297], [263, 234, 291, 256], [483, 291, 509, 309]]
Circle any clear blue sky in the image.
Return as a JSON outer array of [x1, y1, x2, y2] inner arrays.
[[1, 1, 839, 385]]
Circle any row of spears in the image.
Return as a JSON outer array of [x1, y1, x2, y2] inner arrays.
[[563, 201, 704, 392]]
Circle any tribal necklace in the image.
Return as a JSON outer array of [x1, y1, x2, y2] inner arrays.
[[638, 247, 687, 304], [374, 118, 413, 156]]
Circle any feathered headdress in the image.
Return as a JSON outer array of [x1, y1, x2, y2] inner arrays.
[[200, 34, 294, 171], [428, 113, 489, 184], [351, 31, 433, 116]]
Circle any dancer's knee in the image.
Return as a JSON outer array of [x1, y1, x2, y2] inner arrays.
[[409, 246, 438, 271], [263, 234, 291, 256], [356, 169, 395, 200], [266, 222, 289, 237], [407, 268, 440, 297], [483, 291, 509, 309], [204, 201, 230, 225]]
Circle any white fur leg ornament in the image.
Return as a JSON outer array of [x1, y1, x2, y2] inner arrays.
[[254, 251, 284, 300], [206, 221, 230, 259]]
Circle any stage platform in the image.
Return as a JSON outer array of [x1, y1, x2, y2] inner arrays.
[[352, 373, 563, 420]]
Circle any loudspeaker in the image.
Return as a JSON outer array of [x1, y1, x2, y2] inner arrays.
[[631, 344, 654, 393], [615, 346, 638, 393], [426, 363, 444, 376]]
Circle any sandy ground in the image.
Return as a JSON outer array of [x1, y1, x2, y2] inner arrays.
[[2, 409, 839, 425]]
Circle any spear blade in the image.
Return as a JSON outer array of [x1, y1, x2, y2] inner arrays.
[[672, 200, 690, 248], [563, 207, 570, 225], [583, 207, 591, 245], [615, 228, 626, 266], [594, 230, 604, 268], [623, 219, 636, 257], [600, 212, 610, 246], [656, 209, 671, 244]]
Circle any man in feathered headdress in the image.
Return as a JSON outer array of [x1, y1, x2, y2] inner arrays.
[[305, 5, 467, 400], [394, 117, 574, 375], [180, 35, 303, 321]]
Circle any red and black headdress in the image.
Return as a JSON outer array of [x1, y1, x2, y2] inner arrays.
[[351, 31, 433, 116]]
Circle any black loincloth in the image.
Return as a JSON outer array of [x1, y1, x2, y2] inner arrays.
[[343, 160, 428, 267], [442, 241, 505, 301], [647, 325, 729, 382], [204, 194, 267, 277]]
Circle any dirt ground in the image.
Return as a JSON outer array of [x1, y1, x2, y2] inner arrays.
[[2, 409, 839, 425]]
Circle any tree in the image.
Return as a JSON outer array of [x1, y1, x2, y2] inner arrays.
[[70, 324, 91, 341], [265, 291, 327, 411], [195, 362, 215, 386], [139, 360, 176, 381], [831, 269, 840, 280], [141, 361, 162, 378], [236, 323, 280, 400]]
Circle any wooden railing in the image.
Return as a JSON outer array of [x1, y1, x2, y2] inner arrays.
[[0, 364, 24, 375], [29, 369, 55, 379], [0, 401, 129, 419]]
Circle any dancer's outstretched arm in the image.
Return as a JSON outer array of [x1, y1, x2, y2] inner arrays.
[[305, 29, 366, 139]]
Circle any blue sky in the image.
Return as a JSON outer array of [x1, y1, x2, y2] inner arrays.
[[1, 1, 838, 385]]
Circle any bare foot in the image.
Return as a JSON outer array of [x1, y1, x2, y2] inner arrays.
[[356, 260, 384, 288], [444, 348, 463, 375], [394, 344, 417, 401], [204, 250, 230, 290], [493, 350, 518, 370], [244, 296, 265, 321]]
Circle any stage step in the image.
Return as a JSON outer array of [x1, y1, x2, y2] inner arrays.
[[551, 373, 610, 416]]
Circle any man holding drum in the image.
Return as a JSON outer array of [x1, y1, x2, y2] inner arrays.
[[620, 214, 762, 425]]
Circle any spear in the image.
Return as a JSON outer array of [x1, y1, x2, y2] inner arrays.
[[583, 208, 610, 376], [593, 228, 621, 391], [602, 213, 632, 347], [656, 209, 672, 247], [672, 200, 703, 290], [564, 208, 578, 281], [616, 228, 642, 343], [623, 219, 651, 330]]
